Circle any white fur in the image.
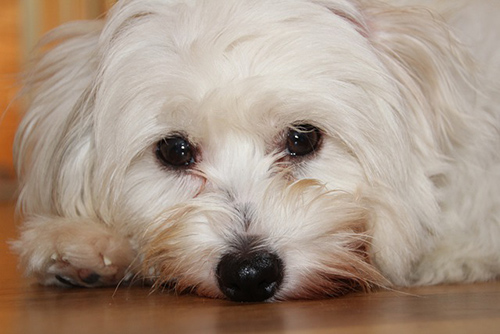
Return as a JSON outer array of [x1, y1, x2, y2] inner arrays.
[[12, 0, 500, 300]]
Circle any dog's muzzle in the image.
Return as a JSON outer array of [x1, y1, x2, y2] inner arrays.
[[216, 250, 284, 302]]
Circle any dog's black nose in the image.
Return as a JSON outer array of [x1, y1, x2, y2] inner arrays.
[[216, 251, 284, 302]]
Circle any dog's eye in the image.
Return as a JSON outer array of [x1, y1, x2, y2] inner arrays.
[[156, 136, 195, 167], [286, 124, 321, 157]]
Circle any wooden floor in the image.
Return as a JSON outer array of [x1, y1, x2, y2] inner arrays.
[[0, 201, 499, 334]]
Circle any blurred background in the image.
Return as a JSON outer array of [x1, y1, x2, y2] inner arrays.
[[0, 0, 114, 201]]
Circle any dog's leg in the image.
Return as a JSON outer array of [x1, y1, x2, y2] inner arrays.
[[12, 217, 136, 287]]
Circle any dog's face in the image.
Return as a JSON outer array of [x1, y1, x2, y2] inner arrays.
[[96, 0, 405, 301], [19, 0, 466, 301]]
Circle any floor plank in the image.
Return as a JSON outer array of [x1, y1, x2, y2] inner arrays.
[[1, 201, 499, 334]]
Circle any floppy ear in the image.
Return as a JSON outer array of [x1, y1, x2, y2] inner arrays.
[[15, 20, 104, 218], [317, 0, 475, 152], [316, 1, 480, 284], [365, 4, 486, 283], [366, 4, 477, 153]]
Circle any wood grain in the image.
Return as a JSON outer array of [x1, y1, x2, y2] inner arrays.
[[1, 201, 499, 334]]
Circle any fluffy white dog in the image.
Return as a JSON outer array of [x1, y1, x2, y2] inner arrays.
[[12, 0, 500, 302]]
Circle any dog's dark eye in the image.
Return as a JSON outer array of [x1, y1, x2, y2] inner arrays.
[[156, 136, 195, 167], [286, 124, 321, 157]]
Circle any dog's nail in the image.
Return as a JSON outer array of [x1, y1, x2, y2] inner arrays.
[[103, 256, 113, 266], [77, 269, 101, 285], [81, 273, 101, 285], [55, 275, 80, 287], [50, 253, 58, 261]]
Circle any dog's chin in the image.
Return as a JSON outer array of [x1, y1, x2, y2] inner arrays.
[[143, 249, 384, 302], [277, 249, 386, 301]]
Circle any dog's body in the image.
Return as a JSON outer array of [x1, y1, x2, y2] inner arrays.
[[12, 0, 500, 301]]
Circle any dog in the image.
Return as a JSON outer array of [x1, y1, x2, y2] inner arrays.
[[11, 0, 500, 302]]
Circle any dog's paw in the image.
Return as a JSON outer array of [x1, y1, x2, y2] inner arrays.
[[45, 231, 136, 288], [13, 219, 137, 287]]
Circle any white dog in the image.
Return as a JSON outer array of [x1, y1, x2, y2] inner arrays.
[[12, 0, 500, 302]]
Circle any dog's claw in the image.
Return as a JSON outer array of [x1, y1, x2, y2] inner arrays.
[[81, 272, 101, 285], [55, 275, 81, 287], [103, 256, 113, 266]]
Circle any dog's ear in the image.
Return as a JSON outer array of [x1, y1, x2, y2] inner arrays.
[[363, 7, 484, 284], [364, 4, 476, 153], [15, 21, 104, 218], [317, 1, 474, 152], [317, 1, 478, 284]]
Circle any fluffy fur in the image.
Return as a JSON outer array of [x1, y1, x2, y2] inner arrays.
[[12, 0, 500, 301]]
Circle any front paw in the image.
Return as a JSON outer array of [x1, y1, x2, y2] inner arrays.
[[13, 219, 137, 287], [45, 243, 134, 287]]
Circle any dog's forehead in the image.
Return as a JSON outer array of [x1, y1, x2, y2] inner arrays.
[[145, 15, 365, 139], [97, 0, 384, 153], [156, 83, 295, 143]]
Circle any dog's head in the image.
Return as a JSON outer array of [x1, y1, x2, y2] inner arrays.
[[16, 0, 473, 301]]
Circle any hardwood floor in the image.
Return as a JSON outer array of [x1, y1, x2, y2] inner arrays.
[[1, 201, 499, 334]]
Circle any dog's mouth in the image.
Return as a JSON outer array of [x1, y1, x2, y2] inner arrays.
[[155, 260, 377, 302], [214, 252, 374, 302], [146, 244, 383, 303], [141, 224, 385, 302], [140, 185, 385, 302]]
